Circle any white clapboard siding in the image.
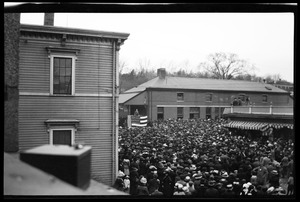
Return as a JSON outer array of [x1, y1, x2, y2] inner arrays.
[[18, 24, 127, 186]]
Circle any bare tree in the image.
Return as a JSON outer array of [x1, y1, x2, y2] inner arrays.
[[272, 73, 282, 83], [200, 52, 255, 80], [137, 57, 152, 71], [118, 59, 128, 74]]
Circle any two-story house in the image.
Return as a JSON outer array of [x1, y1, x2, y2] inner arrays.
[[17, 15, 129, 186]]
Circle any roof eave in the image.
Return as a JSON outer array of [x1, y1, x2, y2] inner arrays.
[[20, 24, 130, 40], [145, 87, 289, 94]]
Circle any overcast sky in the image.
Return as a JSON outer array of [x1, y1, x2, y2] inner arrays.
[[20, 12, 294, 82]]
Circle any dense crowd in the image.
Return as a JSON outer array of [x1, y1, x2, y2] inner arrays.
[[114, 118, 294, 198]]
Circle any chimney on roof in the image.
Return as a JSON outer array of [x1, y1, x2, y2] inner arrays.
[[157, 68, 166, 79], [44, 13, 54, 26]]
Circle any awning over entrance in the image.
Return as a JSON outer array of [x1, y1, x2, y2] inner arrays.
[[224, 121, 293, 131]]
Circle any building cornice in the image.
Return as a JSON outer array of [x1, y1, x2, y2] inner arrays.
[[20, 24, 129, 44]]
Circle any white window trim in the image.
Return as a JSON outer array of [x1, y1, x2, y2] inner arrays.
[[50, 54, 76, 95], [49, 127, 75, 146]]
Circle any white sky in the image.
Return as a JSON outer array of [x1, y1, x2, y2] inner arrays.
[[20, 12, 294, 82]]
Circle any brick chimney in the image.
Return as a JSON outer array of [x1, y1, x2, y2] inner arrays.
[[44, 13, 54, 26], [157, 68, 166, 79]]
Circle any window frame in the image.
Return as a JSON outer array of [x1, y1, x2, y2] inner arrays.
[[49, 127, 75, 146], [177, 107, 184, 119], [177, 92, 184, 102], [262, 94, 268, 103], [206, 107, 212, 119], [205, 93, 213, 102], [157, 107, 164, 120], [189, 107, 200, 119], [50, 54, 76, 95]]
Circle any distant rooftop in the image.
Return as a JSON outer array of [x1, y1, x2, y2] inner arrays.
[[125, 76, 288, 94]]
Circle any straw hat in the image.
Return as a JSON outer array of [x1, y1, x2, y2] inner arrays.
[[118, 170, 125, 178], [140, 177, 147, 184], [222, 172, 229, 178], [194, 174, 202, 180], [149, 165, 157, 171], [185, 176, 191, 182], [177, 183, 183, 190]]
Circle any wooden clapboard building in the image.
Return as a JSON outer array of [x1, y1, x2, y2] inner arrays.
[[119, 68, 293, 122], [17, 14, 129, 186]]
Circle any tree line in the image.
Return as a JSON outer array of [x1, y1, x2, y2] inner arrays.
[[119, 52, 292, 93]]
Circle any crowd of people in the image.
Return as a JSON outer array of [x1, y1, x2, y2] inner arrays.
[[114, 118, 294, 198]]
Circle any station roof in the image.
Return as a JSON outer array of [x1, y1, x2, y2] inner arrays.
[[120, 76, 288, 104]]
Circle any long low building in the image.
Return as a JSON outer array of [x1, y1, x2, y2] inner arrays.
[[119, 68, 293, 122]]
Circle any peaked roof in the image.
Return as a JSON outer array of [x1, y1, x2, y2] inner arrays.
[[125, 76, 288, 93]]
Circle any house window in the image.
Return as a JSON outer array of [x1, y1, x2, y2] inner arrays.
[[206, 93, 213, 102], [190, 107, 200, 119], [262, 94, 268, 103], [206, 107, 211, 119], [220, 107, 225, 118], [215, 107, 220, 119], [157, 107, 164, 120], [177, 93, 184, 102], [50, 55, 76, 95], [45, 119, 79, 146], [50, 128, 75, 146], [177, 107, 183, 119]]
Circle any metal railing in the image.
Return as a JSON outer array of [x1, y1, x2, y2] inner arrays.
[[230, 105, 293, 115]]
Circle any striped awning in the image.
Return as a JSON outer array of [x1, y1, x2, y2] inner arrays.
[[224, 121, 293, 131]]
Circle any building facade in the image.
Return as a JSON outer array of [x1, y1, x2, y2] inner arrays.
[[18, 21, 129, 186], [120, 68, 293, 122]]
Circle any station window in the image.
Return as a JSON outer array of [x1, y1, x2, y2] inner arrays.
[[206, 93, 213, 102], [157, 107, 164, 120], [190, 107, 200, 119], [177, 92, 184, 102], [262, 94, 268, 103], [177, 107, 184, 119], [206, 107, 211, 119]]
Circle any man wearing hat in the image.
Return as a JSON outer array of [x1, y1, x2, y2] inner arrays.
[[147, 174, 160, 195], [193, 173, 203, 196], [129, 166, 139, 195], [173, 183, 185, 195], [204, 180, 219, 197], [162, 167, 175, 197], [137, 176, 149, 195], [112, 171, 125, 192], [147, 165, 157, 181], [269, 169, 280, 188], [123, 175, 130, 194]]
